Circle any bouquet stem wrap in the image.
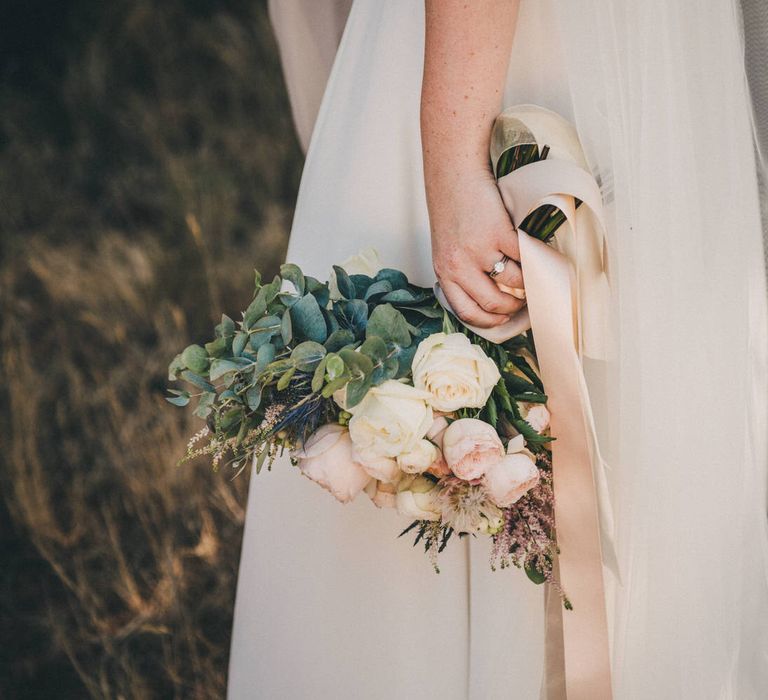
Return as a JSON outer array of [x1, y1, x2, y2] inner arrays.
[[438, 106, 615, 699]]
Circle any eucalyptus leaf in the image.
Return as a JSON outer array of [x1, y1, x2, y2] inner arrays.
[[325, 353, 345, 380], [332, 265, 355, 299], [180, 370, 215, 392], [281, 308, 293, 345], [375, 268, 409, 290], [321, 375, 350, 398], [243, 289, 267, 328], [219, 314, 236, 338], [312, 356, 328, 393], [350, 274, 374, 298], [291, 341, 327, 372], [168, 353, 185, 381], [333, 299, 368, 337], [249, 315, 281, 350], [324, 329, 355, 352], [339, 348, 374, 407], [359, 336, 388, 363], [181, 344, 208, 374], [194, 391, 216, 418], [305, 276, 330, 308], [381, 288, 427, 305], [277, 365, 297, 391], [406, 305, 443, 318], [209, 359, 246, 382], [345, 376, 372, 407], [366, 304, 411, 347], [255, 343, 276, 372], [204, 336, 228, 358], [393, 343, 418, 378], [364, 280, 393, 300], [165, 394, 190, 407], [290, 293, 328, 343], [245, 386, 262, 411], [232, 331, 249, 357], [280, 263, 306, 295]]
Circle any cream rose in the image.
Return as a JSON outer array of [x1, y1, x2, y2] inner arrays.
[[442, 417, 505, 481], [397, 438, 438, 474], [296, 424, 372, 503], [483, 435, 540, 507], [396, 475, 442, 521], [520, 402, 551, 433], [364, 479, 399, 509], [412, 332, 501, 412], [348, 380, 433, 462], [354, 451, 401, 483]]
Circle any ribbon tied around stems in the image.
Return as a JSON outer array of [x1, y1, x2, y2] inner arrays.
[[435, 155, 617, 700]]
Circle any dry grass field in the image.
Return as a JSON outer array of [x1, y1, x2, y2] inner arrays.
[[0, 1, 301, 696]]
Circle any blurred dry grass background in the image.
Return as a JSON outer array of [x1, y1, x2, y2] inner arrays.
[[0, 0, 302, 696]]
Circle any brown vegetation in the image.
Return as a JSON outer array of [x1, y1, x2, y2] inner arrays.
[[0, 1, 301, 697]]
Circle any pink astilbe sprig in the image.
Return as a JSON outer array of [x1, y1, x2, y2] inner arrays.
[[490, 453, 570, 607]]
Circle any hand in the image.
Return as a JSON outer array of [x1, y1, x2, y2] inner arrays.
[[428, 169, 526, 328]]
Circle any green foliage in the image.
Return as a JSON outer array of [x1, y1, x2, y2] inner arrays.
[[168, 262, 446, 466]]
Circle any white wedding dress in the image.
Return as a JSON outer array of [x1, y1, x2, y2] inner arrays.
[[228, 1, 768, 698]]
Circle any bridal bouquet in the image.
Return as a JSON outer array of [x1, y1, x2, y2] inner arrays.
[[168, 252, 562, 591]]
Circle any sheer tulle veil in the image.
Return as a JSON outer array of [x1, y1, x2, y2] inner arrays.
[[553, 0, 768, 695], [266, 1, 768, 696]]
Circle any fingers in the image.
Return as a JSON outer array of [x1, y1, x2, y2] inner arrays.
[[468, 270, 526, 316], [441, 280, 510, 328], [489, 251, 524, 289]]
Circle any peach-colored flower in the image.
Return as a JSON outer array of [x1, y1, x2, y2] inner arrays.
[[422, 415, 452, 477], [483, 434, 540, 506], [296, 424, 372, 503], [364, 479, 399, 509], [426, 449, 451, 478], [354, 451, 401, 484], [441, 418, 505, 481]]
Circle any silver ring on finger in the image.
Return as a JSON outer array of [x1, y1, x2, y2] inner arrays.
[[488, 254, 510, 279]]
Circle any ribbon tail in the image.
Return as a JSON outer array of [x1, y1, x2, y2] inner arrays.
[[518, 229, 613, 700]]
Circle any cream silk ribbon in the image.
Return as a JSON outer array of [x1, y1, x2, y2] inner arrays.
[[435, 157, 614, 699]]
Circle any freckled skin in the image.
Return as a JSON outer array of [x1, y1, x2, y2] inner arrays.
[[422, 1, 525, 328]]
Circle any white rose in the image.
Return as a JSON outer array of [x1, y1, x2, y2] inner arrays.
[[396, 475, 441, 521], [295, 424, 372, 503], [412, 332, 501, 412], [397, 438, 438, 474], [348, 380, 433, 462]]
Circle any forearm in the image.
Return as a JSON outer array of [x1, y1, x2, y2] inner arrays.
[[421, 0, 520, 184]]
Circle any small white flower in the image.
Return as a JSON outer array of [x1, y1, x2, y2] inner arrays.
[[396, 475, 442, 521], [397, 438, 438, 474]]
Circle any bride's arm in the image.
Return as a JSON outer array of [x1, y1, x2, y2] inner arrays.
[[421, 0, 524, 327]]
